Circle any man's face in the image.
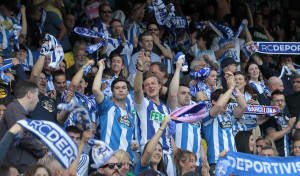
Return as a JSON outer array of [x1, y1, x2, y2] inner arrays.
[[99, 5, 112, 23], [37, 73, 48, 94], [260, 149, 275, 157], [44, 56, 51, 71], [1, 5, 14, 17], [150, 65, 165, 82], [143, 76, 161, 99], [30, 10, 42, 22], [110, 21, 123, 39], [293, 141, 300, 156], [57, 61, 66, 72], [112, 81, 129, 101], [139, 35, 153, 52], [74, 49, 87, 67], [16, 49, 27, 62], [177, 86, 191, 107], [76, 78, 87, 95], [293, 77, 300, 92], [28, 89, 40, 111], [68, 132, 81, 146], [99, 156, 121, 176], [271, 94, 285, 111], [147, 24, 159, 37], [280, 57, 293, 69], [273, 79, 284, 92], [228, 64, 237, 73], [54, 75, 67, 93], [64, 14, 75, 30], [193, 60, 207, 72]]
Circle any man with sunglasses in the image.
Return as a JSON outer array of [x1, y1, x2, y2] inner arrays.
[[92, 3, 112, 37], [99, 156, 122, 176]]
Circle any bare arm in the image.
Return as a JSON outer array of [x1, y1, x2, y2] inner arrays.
[[69, 60, 94, 91], [92, 59, 106, 104], [30, 55, 46, 84], [210, 72, 235, 118], [233, 88, 247, 119], [141, 116, 171, 167], [68, 129, 93, 176], [245, 3, 253, 27], [167, 59, 183, 109], [153, 34, 173, 59], [133, 51, 147, 104], [214, 42, 235, 60], [267, 117, 295, 141], [20, 5, 27, 35]]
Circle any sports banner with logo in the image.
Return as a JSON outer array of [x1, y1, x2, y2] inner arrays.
[[216, 151, 300, 176], [242, 42, 300, 57], [204, 101, 280, 116], [17, 119, 78, 169]]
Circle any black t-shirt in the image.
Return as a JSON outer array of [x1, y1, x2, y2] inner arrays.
[[261, 114, 290, 156], [29, 94, 57, 122], [286, 92, 300, 117], [160, 75, 173, 104]]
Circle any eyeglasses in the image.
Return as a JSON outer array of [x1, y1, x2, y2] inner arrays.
[[101, 10, 112, 14], [101, 163, 122, 169], [110, 25, 122, 29], [38, 77, 48, 82], [76, 53, 88, 57], [148, 28, 159, 31], [272, 99, 285, 103]]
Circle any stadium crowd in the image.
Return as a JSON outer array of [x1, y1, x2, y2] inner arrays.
[[0, 0, 300, 176]]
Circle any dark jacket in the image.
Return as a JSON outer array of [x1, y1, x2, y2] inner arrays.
[[0, 100, 44, 173]]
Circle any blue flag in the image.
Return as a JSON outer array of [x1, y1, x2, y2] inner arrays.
[[216, 151, 300, 176]]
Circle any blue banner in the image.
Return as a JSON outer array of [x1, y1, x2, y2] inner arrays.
[[216, 151, 300, 176], [242, 42, 300, 57], [17, 119, 78, 169]]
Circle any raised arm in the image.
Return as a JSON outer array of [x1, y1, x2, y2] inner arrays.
[[244, 20, 253, 43], [20, 5, 27, 36], [233, 87, 247, 119], [153, 33, 173, 60], [133, 50, 147, 104], [140, 116, 171, 167], [267, 117, 295, 141], [214, 42, 235, 60], [68, 129, 93, 176], [209, 72, 236, 118], [92, 59, 106, 104], [69, 60, 94, 91], [167, 58, 183, 109], [30, 55, 46, 84]]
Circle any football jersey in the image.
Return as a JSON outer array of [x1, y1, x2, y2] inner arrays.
[[202, 109, 236, 164], [134, 97, 171, 152], [97, 96, 135, 153]]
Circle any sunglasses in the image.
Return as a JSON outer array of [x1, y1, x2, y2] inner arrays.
[[101, 10, 112, 14], [148, 28, 159, 31], [101, 163, 122, 169]]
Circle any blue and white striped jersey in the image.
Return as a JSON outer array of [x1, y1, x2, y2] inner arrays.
[[97, 96, 135, 153], [202, 109, 236, 164], [134, 97, 172, 152], [77, 153, 89, 176], [123, 20, 146, 45], [106, 37, 133, 69], [0, 15, 18, 49], [92, 21, 110, 36]]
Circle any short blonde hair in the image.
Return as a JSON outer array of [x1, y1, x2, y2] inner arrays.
[[114, 149, 130, 162]]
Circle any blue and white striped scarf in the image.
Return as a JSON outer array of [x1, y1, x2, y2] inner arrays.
[[74, 27, 108, 54], [249, 80, 271, 96], [58, 100, 93, 130], [40, 34, 64, 69], [17, 119, 78, 169]]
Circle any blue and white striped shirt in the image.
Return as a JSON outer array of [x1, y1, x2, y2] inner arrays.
[[106, 37, 133, 69], [134, 97, 172, 152], [97, 96, 135, 153], [202, 109, 236, 164]]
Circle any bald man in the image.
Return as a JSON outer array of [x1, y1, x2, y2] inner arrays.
[[267, 76, 284, 92]]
